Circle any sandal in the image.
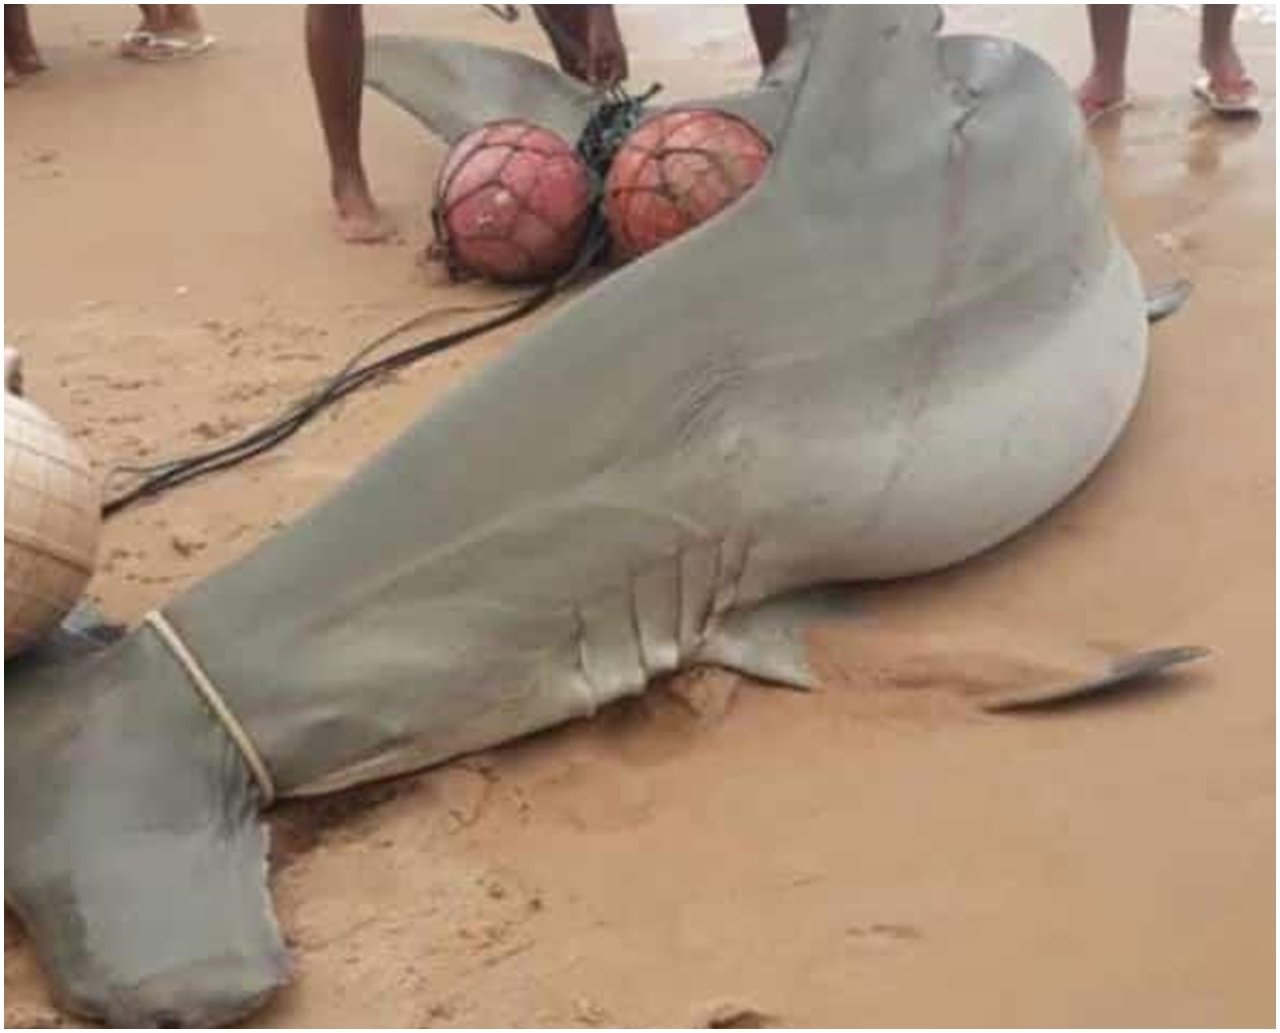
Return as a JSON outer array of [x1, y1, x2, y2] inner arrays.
[[1192, 73, 1261, 116], [123, 32, 216, 62], [118, 29, 154, 58], [1079, 93, 1133, 124]]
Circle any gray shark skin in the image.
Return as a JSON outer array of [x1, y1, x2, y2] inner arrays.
[[366, 33, 600, 143], [6, 8, 1153, 1026]]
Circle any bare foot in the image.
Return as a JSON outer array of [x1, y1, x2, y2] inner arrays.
[[1201, 36, 1249, 87], [1198, 43, 1259, 114], [1076, 70, 1129, 121], [4, 4, 46, 75], [333, 176, 394, 244], [5, 63, 18, 88], [161, 4, 206, 36]]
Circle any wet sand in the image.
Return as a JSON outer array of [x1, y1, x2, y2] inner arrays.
[[4, 5, 1275, 1027]]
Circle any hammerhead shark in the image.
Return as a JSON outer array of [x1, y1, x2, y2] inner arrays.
[[4, 8, 1200, 1026]]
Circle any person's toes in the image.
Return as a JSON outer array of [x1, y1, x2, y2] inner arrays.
[[5, 64, 19, 88]]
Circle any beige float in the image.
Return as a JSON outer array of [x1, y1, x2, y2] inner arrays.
[[4, 363, 101, 658]]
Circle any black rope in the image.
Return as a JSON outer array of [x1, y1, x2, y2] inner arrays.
[[102, 89, 658, 520], [576, 82, 662, 184], [101, 226, 612, 518]]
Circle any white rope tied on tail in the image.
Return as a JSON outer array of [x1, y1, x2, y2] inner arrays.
[[143, 610, 276, 806]]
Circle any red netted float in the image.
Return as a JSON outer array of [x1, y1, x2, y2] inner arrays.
[[604, 109, 771, 260], [432, 121, 594, 284]]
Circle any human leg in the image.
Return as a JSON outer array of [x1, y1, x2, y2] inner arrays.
[[305, 4, 393, 242]]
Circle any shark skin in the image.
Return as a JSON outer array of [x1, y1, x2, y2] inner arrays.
[[5, 8, 1162, 1026]]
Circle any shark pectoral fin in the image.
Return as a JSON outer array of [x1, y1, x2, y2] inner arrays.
[[692, 585, 863, 691], [980, 645, 1211, 713], [365, 35, 597, 144]]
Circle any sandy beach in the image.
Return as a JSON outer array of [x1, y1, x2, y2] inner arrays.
[[4, 5, 1275, 1027]]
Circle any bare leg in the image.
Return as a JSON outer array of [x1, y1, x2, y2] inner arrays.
[[1076, 5, 1131, 118], [159, 4, 208, 41], [746, 5, 787, 69], [305, 4, 392, 243], [4, 5, 23, 83], [135, 4, 167, 32], [5, 5, 46, 75]]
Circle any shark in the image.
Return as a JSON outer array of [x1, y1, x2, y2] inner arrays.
[[4, 7, 1199, 1026]]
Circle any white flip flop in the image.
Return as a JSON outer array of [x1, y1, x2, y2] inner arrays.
[[118, 29, 154, 57], [1192, 73, 1261, 116], [127, 33, 217, 62]]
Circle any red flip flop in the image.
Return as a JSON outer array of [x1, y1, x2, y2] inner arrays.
[[1079, 93, 1133, 124]]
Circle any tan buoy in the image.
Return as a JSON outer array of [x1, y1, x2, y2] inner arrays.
[[4, 352, 102, 658]]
